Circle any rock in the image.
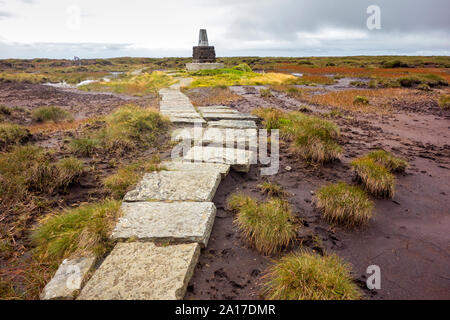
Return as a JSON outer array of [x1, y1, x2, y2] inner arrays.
[[183, 146, 254, 172], [208, 120, 257, 129], [40, 256, 96, 300], [285, 165, 292, 171], [123, 170, 221, 202], [169, 117, 206, 125], [162, 160, 230, 177], [77, 242, 200, 300], [201, 113, 258, 121], [111, 202, 216, 246], [197, 106, 236, 114], [171, 127, 257, 148]]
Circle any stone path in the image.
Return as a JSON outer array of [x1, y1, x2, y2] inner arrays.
[[41, 78, 258, 300]]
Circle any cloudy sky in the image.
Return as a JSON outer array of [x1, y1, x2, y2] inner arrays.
[[0, 0, 449, 59]]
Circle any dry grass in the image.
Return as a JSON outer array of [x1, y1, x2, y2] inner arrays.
[[275, 64, 450, 83], [227, 194, 297, 255], [315, 182, 374, 228], [78, 71, 176, 96], [31, 106, 73, 123], [28, 118, 90, 134], [183, 86, 243, 106], [104, 157, 165, 199], [351, 157, 396, 198], [262, 251, 362, 300], [0, 123, 30, 150], [366, 149, 408, 173], [258, 181, 289, 198], [438, 94, 450, 110], [32, 200, 122, 261], [70, 105, 170, 155], [260, 88, 274, 98], [253, 108, 342, 163], [188, 65, 300, 88]]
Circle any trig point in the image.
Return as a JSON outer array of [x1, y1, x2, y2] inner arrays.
[[186, 29, 224, 71]]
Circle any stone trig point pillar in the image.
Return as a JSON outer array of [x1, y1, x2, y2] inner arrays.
[[186, 29, 224, 71]]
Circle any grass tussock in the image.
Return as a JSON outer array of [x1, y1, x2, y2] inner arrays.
[[0, 146, 84, 198], [258, 181, 288, 198], [0, 105, 12, 115], [31, 106, 73, 123], [315, 182, 374, 228], [227, 193, 297, 255], [260, 88, 274, 98], [253, 108, 342, 163], [32, 200, 122, 261], [78, 71, 176, 96], [69, 138, 99, 157], [0, 123, 30, 150], [262, 251, 362, 300], [438, 94, 450, 110], [104, 157, 165, 199], [351, 157, 395, 198], [366, 149, 408, 173], [70, 105, 170, 155]]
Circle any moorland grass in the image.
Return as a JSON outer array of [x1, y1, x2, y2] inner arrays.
[[262, 251, 362, 300], [351, 157, 395, 198], [227, 193, 297, 255], [32, 106, 73, 123], [260, 88, 274, 98], [0, 105, 11, 115], [438, 94, 450, 110], [0, 123, 30, 149], [253, 108, 342, 163], [0, 146, 84, 198], [68, 138, 99, 157], [258, 181, 288, 198], [187, 64, 300, 88], [366, 149, 408, 173], [69, 105, 170, 155], [78, 71, 175, 96], [104, 158, 165, 199], [315, 182, 374, 228], [353, 96, 369, 105], [32, 200, 122, 261]]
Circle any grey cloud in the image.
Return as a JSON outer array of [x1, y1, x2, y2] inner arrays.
[[0, 11, 13, 19]]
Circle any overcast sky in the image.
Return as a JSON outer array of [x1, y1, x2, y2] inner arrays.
[[0, 0, 449, 59]]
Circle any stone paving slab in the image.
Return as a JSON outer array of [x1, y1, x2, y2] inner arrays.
[[201, 112, 258, 121], [77, 242, 200, 300], [111, 202, 216, 246], [197, 106, 236, 113], [172, 127, 257, 147], [183, 146, 254, 172], [162, 160, 230, 176], [208, 120, 257, 129], [160, 107, 197, 113], [123, 170, 221, 202], [162, 112, 203, 119], [41, 257, 95, 300], [170, 117, 206, 125]]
